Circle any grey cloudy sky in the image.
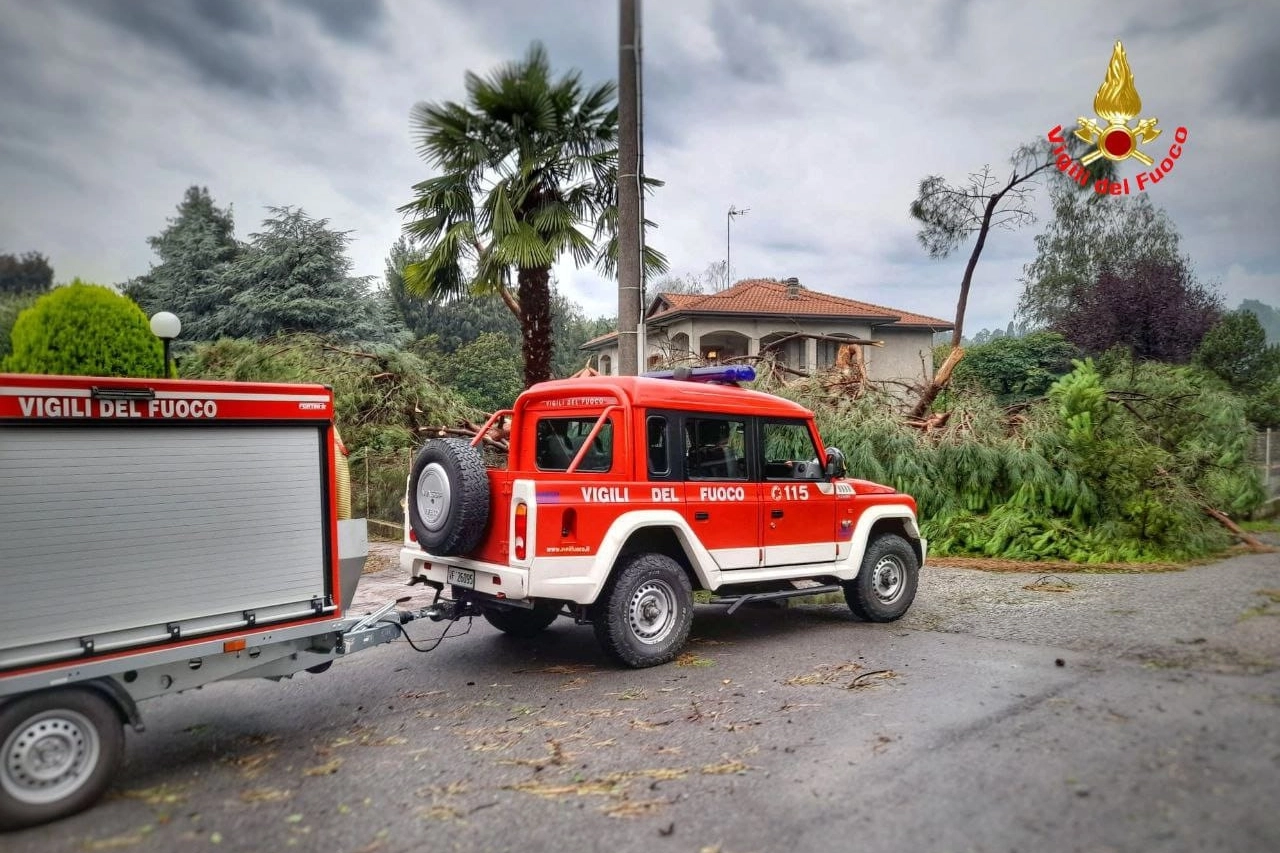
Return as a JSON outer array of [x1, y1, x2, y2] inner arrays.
[[1, 0, 1277, 333]]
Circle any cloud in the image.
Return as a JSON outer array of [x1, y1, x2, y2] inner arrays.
[[707, 0, 863, 83], [286, 0, 388, 43], [78, 0, 324, 99], [1, 0, 1277, 339], [1221, 35, 1280, 118]]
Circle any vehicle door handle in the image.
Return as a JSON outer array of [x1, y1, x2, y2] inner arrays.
[[770, 509, 784, 518], [694, 511, 709, 521]]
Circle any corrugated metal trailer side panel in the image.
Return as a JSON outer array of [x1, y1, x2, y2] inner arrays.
[[0, 375, 339, 673]]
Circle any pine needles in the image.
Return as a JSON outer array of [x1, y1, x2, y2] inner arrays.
[[786, 359, 1264, 563]]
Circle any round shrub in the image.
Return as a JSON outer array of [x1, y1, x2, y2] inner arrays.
[[2, 280, 166, 377]]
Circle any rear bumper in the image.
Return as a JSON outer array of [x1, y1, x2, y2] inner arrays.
[[400, 547, 530, 600]]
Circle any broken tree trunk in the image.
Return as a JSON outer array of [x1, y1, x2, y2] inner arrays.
[[908, 346, 964, 420]]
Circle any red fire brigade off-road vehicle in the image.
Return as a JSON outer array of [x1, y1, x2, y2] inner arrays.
[[401, 365, 926, 667]]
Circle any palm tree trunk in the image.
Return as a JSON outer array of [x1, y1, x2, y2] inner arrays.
[[517, 266, 554, 387]]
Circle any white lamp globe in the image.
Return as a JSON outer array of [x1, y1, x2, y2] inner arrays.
[[149, 311, 182, 340]]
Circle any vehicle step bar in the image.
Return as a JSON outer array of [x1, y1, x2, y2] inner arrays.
[[711, 584, 845, 615]]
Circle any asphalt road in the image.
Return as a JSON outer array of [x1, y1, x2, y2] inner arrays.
[[7, 549, 1279, 853]]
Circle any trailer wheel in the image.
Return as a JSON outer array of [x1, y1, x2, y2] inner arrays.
[[408, 438, 490, 556], [0, 688, 124, 831]]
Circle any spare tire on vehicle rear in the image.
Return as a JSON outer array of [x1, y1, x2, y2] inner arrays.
[[408, 438, 490, 556]]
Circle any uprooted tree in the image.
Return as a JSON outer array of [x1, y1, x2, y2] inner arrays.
[[906, 129, 1101, 419]]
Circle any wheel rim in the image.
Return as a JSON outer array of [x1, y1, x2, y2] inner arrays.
[[627, 580, 679, 645], [871, 554, 906, 605], [2, 709, 101, 805], [416, 462, 452, 532]]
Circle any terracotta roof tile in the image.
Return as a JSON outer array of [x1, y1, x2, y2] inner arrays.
[[581, 279, 952, 350], [649, 279, 951, 327]]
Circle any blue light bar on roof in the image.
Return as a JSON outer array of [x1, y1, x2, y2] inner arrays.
[[643, 365, 757, 384]]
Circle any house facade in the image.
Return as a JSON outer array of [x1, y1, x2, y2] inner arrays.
[[580, 278, 953, 385]]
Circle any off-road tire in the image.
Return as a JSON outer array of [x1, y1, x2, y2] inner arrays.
[[593, 553, 694, 668], [483, 602, 562, 638], [408, 438, 490, 556], [844, 533, 919, 622], [0, 687, 124, 831]]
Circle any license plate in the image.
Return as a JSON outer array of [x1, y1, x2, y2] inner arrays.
[[447, 567, 475, 589]]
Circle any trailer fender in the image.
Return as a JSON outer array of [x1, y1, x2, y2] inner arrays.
[[85, 678, 144, 733]]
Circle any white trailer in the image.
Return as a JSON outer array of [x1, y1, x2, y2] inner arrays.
[[0, 373, 441, 830]]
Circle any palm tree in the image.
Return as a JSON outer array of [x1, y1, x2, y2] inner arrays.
[[399, 42, 664, 387]]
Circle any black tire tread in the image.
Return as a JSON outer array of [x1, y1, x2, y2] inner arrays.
[[843, 532, 919, 622], [0, 687, 124, 832], [483, 603, 561, 638], [408, 438, 490, 556], [593, 553, 694, 668]]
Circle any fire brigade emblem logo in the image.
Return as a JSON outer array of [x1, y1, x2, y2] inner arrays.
[[1074, 41, 1160, 166]]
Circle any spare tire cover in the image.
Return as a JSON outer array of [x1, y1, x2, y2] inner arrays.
[[408, 438, 491, 556]]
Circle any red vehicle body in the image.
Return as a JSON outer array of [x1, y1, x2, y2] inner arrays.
[[401, 367, 926, 667]]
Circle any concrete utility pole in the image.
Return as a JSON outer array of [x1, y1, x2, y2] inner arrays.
[[617, 0, 642, 375]]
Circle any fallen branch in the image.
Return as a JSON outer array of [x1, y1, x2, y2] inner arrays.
[[1204, 507, 1268, 552], [320, 343, 381, 360]]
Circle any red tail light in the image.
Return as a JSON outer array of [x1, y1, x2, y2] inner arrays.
[[514, 502, 528, 560]]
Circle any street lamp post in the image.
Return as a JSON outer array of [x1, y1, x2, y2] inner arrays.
[[726, 205, 749, 290], [149, 311, 181, 378]]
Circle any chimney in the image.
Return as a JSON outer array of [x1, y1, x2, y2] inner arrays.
[[785, 277, 801, 298]]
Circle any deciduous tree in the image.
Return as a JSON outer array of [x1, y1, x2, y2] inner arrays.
[[0, 251, 54, 294], [1018, 188, 1185, 328], [1055, 258, 1221, 363]]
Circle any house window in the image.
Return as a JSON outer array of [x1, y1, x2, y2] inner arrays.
[[599, 354, 612, 375]]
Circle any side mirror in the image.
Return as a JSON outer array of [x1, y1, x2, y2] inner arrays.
[[824, 446, 847, 479]]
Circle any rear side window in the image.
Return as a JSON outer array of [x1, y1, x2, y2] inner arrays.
[[647, 415, 669, 477], [535, 417, 613, 473], [683, 417, 747, 480]]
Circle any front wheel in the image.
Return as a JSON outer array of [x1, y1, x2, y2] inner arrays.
[[0, 687, 125, 831], [594, 553, 694, 668], [844, 533, 919, 622], [483, 602, 562, 638]]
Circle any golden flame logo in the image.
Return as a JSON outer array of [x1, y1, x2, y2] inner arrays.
[[1093, 42, 1142, 123], [1075, 41, 1161, 166]]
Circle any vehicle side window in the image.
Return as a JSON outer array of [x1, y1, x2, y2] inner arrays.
[[761, 420, 822, 481], [647, 415, 669, 477], [535, 417, 613, 473], [683, 417, 747, 480]]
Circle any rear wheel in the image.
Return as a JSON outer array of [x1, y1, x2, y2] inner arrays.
[[594, 553, 694, 668], [844, 533, 919, 622], [0, 688, 124, 831], [483, 603, 561, 638]]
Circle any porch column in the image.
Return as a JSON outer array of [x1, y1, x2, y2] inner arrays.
[[805, 337, 818, 372]]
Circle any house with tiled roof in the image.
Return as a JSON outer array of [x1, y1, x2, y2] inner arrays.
[[580, 277, 953, 383]]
